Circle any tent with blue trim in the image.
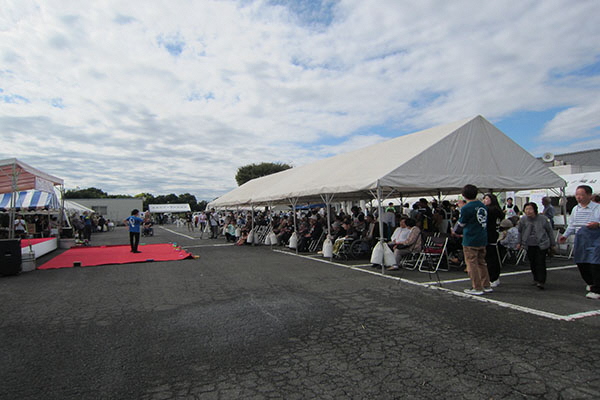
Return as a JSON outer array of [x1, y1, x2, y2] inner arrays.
[[0, 190, 61, 212]]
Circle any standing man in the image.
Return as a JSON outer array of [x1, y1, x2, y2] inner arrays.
[[503, 197, 520, 218], [82, 211, 93, 242], [14, 215, 27, 238], [542, 197, 555, 229], [208, 208, 219, 239], [124, 209, 143, 253], [455, 184, 492, 295], [558, 185, 600, 299]]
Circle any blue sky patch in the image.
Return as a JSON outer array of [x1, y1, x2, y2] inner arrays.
[[2, 93, 30, 104], [157, 33, 185, 56], [50, 98, 65, 109], [269, 0, 337, 28], [494, 108, 569, 153], [114, 14, 136, 25]]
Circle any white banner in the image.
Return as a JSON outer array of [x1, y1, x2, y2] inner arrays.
[[148, 204, 191, 213], [34, 177, 55, 193]]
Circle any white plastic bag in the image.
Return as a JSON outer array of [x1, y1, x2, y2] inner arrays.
[[264, 234, 271, 245], [383, 243, 396, 266], [322, 237, 333, 257], [370, 241, 384, 265], [235, 227, 241, 237], [288, 232, 298, 249], [253, 232, 261, 244], [268, 232, 278, 246], [247, 231, 254, 243]]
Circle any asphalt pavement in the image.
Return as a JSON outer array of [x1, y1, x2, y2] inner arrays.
[[1, 225, 599, 399]]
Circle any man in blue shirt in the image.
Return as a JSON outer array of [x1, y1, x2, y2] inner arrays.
[[124, 209, 143, 253], [456, 184, 491, 295]]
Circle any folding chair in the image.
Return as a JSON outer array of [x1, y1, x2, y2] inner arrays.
[[416, 236, 449, 273], [308, 231, 326, 252], [501, 247, 526, 265]]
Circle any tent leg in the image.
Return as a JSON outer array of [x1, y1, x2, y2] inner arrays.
[[377, 183, 386, 274]]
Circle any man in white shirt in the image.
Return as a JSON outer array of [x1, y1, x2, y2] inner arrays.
[[14, 215, 27, 238], [559, 185, 600, 299]]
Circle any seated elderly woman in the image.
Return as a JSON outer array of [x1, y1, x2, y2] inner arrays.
[[389, 217, 411, 247], [386, 218, 422, 271]]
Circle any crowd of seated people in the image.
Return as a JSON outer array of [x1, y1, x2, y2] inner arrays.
[[209, 197, 540, 271]]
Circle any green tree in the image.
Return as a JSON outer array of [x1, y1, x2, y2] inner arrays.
[[235, 162, 292, 186], [64, 187, 108, 198], [135, 193, 155, 211]]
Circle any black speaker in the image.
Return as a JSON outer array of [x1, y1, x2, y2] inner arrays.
[[0, 239, 22, 276]]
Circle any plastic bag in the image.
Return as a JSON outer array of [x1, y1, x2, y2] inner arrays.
[[322, 237, 333, 257], [268, 232, 278, 246], [383, 243, 396, 266], [370, 241, 384, 265], [288, 232, 298, 249], [247, 231, 254, 243]]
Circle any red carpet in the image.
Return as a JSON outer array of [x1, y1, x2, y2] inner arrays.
[[20, 238, 54, 248], [38, 243, 195, 269]]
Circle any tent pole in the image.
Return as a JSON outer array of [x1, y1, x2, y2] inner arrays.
[[376, 182, 386, 274], [8, 162, 19, 240], [289, 197, 298, 254], [251, 205, 255, 246], [560, 187, 568, 227], [320, 193, 335, 261], [57, 185, 65, 239]]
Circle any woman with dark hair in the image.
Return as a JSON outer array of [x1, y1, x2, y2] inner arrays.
[[387, 218, 422, 271], [518, 202, 556, 290], [483, 193, 504, 287]]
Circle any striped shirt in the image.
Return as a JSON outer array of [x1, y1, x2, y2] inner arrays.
[[563, 201, 600, 237]]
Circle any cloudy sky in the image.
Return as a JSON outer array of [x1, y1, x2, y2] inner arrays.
[[1, 0, 599, 200]]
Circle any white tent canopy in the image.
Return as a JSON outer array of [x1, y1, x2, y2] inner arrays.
[[516, 171, 600, 197], [63, 200, 95, 214], [209, 116, 566, 208], [148, 203, 191, 213]]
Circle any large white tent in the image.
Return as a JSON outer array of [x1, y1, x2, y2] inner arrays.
[[209, 115, 565, 208]]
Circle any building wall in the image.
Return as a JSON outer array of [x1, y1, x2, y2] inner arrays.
[[73, 199, 143, 225]]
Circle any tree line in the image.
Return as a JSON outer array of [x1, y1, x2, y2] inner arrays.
[[64, 162, 292, 212], [64, 188, 208, 212]]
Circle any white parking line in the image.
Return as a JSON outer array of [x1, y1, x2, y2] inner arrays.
[[158, 226, 195, 240], [425, 264, 580, 285], [184, 243, 234, 248], [272, 250, 600, 322]]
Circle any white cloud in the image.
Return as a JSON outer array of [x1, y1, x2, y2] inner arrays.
[[540, 101, 600, 140], [0, 0, 599, 199]]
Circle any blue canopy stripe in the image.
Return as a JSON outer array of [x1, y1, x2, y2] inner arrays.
[[0, 190, 60, 212]]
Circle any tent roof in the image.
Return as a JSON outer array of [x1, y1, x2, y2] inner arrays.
[[0, 158, 64, 193], [209, 115, 566, 207], [0, 190, 61, 212], [64, 200, 95, 214]]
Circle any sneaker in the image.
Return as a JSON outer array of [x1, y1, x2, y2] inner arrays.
[[386, 265, 399, 271], [464, 288, 484, 295], [586, 285, 592, 291], [483, 287, 493, 293], [536, 283, 545, 290], [490, 279, 500, 288], [586, 292, 600, 300]]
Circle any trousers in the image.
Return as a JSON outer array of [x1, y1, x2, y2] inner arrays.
[[463, 246, 490, 290]]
